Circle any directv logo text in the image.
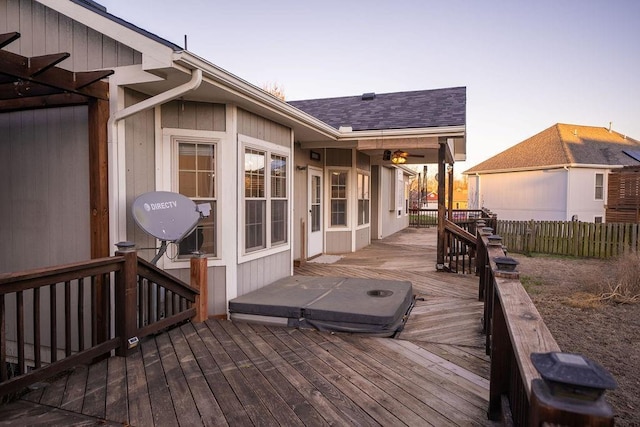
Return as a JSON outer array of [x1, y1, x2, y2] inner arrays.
[[143, 201, 177, 212]]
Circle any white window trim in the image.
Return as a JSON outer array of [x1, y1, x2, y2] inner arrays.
[[594, 172, 605, 201], [327, 167, 351, 231], [238, 134, 291, 263], [159, 128, 226, 269], [356, 170, 370, 230]]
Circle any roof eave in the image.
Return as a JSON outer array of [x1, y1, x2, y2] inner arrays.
[[173, 51, 340, 140], [464, 163, 626, 175]]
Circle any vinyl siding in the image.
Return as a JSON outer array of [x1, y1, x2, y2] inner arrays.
[[237, 250, 291, 296], [0, 0, 141, 69], [237, 108, 290, 147], [326, 230, 351, 253], [0, 107, 90, 273]]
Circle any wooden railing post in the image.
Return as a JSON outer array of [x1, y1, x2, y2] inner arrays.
[[191, 252, 208, 322], [115, 242, 138, 357]]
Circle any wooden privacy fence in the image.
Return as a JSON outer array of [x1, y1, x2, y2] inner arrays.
[[498, 220, 640, 258], [0, 244, 204, 399]]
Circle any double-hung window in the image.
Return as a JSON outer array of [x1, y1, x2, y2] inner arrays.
[[243, 139, 289, 254], [330, 170, 348, 226], [595, 173, 604, 200], [176, 140, 216, 257], [357, 172, 370, 226]]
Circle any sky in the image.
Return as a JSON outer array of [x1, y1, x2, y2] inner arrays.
[[96, 0, 640, 171]]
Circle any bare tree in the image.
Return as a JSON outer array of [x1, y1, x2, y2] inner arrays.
[[262, 82, 286, 101]]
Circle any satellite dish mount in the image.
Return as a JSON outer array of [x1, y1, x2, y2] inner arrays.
[[132, 191, 210, 264]]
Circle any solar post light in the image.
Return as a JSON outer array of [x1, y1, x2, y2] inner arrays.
[[530, 352, 616, 425]]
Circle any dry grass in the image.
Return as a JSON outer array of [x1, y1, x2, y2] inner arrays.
[[597, 252, 640, 304]]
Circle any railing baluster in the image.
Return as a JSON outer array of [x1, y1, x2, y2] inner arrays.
[[0, 295, 6, 381], [65, 281, 71, 357], [49, 284, 57, 363], [91, 276, 97, 347], [17, 291, 24, 375], [34, 287, 41, 369], [78, 278, 84, 351]]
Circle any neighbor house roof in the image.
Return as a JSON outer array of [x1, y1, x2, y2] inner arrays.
[[464, 123, 640, 174], [288, 87, 466, 131]]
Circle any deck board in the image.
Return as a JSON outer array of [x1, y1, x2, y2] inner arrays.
[[1, 228, 498, 426]]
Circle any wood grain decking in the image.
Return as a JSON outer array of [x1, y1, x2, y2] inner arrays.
[[0, 228, 494, 426]]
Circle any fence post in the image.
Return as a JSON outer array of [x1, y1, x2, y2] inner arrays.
[[191, 252, 208, 322], [115, 242, 138, 357]]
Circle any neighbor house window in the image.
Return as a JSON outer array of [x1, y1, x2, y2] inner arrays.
[[177, 141, 216, 257], [243, 146, 289, 253], [594, 216, 603, 224], [330, 171, 348, 226], [595, 173, 604, 200], [357, 173, 370, 225]]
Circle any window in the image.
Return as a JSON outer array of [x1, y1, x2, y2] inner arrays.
[[243, 146, 288, 253], [271, 154, 288, 244], [177, 141, 216, 257], [595, 216, 603, 224], [330, 171, 348, 226], [595, 173, 604, 200], [357, 173, 369, 225]]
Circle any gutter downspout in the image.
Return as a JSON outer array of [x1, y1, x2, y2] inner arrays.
[[564, 165, 570, 220], [108, 69, 203, 249]]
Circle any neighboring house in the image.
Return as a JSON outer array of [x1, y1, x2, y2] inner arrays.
[[0, 0, 466, 317], [464, 123, 640, 222]]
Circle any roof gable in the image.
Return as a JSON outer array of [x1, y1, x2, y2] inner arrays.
[[465, 123, 640, 174], [288, 87, 466, 131]]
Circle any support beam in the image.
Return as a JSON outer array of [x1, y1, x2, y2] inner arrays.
[[437, 142, 446, 270], [448, 163, 454, 218], [88, 98, 110, 259]]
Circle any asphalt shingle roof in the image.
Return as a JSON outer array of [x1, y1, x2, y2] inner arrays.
[[464, 123, 640, 174], [288, 87, 466, 131]]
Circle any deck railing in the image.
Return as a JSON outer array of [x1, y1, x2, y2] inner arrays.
[[477, 221, 616, 425], [0, 244, 200, 399]]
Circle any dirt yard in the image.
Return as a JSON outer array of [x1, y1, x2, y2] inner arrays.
[[510, 252, 640, 426]]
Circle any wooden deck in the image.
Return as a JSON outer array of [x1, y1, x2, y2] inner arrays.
[[0, 228, 494, 426]]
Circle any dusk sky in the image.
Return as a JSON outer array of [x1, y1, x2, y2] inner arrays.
[[97, 0, 640, 171]]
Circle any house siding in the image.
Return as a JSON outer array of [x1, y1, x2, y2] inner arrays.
[[237, 250, 291, 296], [0, 0, 141, 69], [237, 108, 290, 147], [0, 107, 90, 273], [476, 170, 568, 220], [326, 231, 351, 253], [378, 166, 409, 238], [567, 168, 608, 222], [355, 227, 370, 250]]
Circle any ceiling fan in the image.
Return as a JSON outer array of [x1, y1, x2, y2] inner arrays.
[[383, 150, 424, 164]]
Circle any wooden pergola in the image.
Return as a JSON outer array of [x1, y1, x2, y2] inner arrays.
[[0, 31, 113, 260]]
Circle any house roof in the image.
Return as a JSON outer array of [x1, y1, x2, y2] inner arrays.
[[72, 0, 182, 50], [288, 87, 466, 131], [464, 123, 640, 174]]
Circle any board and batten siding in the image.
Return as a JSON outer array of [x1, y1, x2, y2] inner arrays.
[[237, 250, 291, 296], [355, 227, 370, 250], [0, 0, 141, 70], [0, 107, 90, 273], [236, 108, 293, 295], [124, 90, 157, 260], [237, 108, 290, 146], [378, 166, 409, 239], [169, 264, 227, 316]]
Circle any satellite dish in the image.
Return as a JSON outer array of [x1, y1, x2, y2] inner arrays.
[[132, 191, 210, 263]]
